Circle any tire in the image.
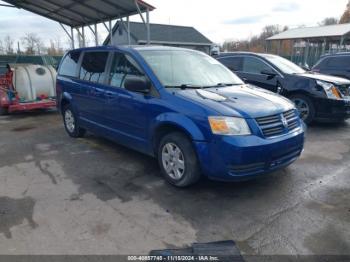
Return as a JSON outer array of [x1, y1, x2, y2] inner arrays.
[[0, 107, 8, 116], [158, 132, 201, 187], [289, 94, 315, 124], [62, 104, 86, 138]]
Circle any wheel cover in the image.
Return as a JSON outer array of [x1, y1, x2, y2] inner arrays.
[[161, 143, 185, 180], [64, 110, 75, 133], [293, 98, 310, 121]]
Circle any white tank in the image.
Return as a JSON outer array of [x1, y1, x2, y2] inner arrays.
[[10, 64, 57, 102]]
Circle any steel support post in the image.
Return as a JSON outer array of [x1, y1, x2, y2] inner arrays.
[[321, 38, 326, 56], [95, 24, 98, 46], [127, 16, 131, 46], [135, 0, 150, 45], [109, 20, 113, 46], [71, 27, 75, 49], [88, 24, 98, 46], [59, 23, 75, 49], [146, 8, 150, 45], [82, 26, 85, 47], [340, 36, 345, 52], [304, 40, 310, 66]]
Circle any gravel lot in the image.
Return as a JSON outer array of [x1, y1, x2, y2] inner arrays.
[[0, 111, 349, 256]]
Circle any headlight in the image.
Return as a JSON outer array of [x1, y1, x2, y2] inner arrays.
[[316, 80, 342, 99], [208, 117, 251, 136]]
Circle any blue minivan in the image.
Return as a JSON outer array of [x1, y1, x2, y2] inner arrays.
[[56, 46, 305, 187]]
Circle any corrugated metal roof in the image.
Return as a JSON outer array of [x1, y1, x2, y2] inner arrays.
[[267, 23, 350, 41], [2, 0, 155, 27], [104, 21, 213, 45]]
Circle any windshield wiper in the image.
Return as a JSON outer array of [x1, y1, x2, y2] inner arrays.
[[204, 83, 241, 88], [165, 84, 203, 89]]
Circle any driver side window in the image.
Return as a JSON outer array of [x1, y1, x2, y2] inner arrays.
[[109, 52, 145, 89], [243, 57, 272, 74]]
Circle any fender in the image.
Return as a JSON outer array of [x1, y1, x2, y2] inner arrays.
[[151, 112, 206, 142], [58, 92, 75, 113]]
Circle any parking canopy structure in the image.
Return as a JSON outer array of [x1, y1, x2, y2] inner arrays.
[[267, 23, 350, 66], [1, 0, 155, 48]]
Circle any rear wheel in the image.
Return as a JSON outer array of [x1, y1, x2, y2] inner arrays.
[[63, 105, 86, 138], [158, 132, 201, 187], [290, 94, 315, 124]]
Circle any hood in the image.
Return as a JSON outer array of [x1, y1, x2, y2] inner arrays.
[[298, 72, 350, 85], [175, 85, 295, 118]]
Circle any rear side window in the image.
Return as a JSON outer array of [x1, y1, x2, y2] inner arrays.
[[108, 52, 144, 88], [219, 57, 243, 71], [243, 56, 271, 74], [79, 52, 109, 84], [327, 56, 350, 69], [58, 51, 81, 77]]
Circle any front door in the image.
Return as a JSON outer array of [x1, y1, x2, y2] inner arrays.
[[239, 56, 280, 93], [104, 52, 150, 151]]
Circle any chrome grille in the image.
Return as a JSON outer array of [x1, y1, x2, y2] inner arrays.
[[256, 110, 300, 138], [283, 110, 299, 131]]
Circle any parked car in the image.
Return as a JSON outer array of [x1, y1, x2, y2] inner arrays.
[[216, 52, 350, 124], [57, 46, 305, 187], [312, 53, 350, 79]]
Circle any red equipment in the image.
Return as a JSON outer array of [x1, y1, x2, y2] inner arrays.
[[0, 70, 56, 114]]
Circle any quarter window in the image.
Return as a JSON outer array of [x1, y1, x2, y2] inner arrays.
[[243, 57, 271, 74], [109, 52, 145, 88], [58, 51, 81, 77], [79, 52, 109, 84]]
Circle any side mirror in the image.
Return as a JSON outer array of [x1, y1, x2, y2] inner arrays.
[[261, 69, 277, 77], [124, 76, 151, 94]]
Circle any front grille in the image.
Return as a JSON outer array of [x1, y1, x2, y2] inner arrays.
[[283, 110, 299, 131], [229, 147, 303, 175], [229, 162, 265, 174], [256, 110, 300, 138]]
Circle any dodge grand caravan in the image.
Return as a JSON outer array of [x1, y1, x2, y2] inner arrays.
[[57, 46, 305, 187]]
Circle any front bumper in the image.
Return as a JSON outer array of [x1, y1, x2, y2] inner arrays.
[[313, 97, 350, 121], [194, 127, 305, 181]]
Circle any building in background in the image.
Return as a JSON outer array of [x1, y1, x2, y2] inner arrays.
[[266, 23, 350, 67], [103, 21, 213, 54]]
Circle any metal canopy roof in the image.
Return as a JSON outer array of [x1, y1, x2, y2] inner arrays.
[[267, 23, 350, 41], [2, 0, 155, 27]]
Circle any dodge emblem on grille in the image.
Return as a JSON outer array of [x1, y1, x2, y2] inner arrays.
[[281, 115, 288, 128]]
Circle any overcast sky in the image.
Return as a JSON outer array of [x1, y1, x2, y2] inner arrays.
[[0, 0, 348, 48]]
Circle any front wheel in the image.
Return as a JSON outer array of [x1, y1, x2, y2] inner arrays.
[[63, 105, 86, 138], [289, 94, 315, 124], [158, 132, 201, 187]]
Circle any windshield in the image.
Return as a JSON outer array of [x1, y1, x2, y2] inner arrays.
[[263, 55, 305, 74], [138, 49, 243, 88]]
